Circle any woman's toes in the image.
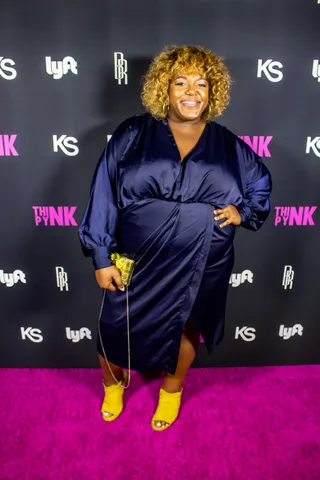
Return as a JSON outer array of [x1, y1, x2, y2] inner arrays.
[[102, 411, 114, 418], [154, 420, 169, 428]]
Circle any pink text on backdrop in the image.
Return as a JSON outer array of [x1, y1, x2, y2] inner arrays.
[[33, 206, 78, 226], [274, 206, 317, 226], [0, 135, 18, 156], [238, 136, 272, 157]]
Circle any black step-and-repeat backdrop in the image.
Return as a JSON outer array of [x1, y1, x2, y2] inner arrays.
[[1, 0, 319, 368]]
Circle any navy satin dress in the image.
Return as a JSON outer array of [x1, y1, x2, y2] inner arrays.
[[79, 113, 272, 374]]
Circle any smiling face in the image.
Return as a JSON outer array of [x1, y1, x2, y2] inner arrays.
[[168, 73, 209, 123]]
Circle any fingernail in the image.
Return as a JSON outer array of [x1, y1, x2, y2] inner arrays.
[[213, 210, 217, 214], [119, 286, 125, 291], [214, 216, 218, 220]]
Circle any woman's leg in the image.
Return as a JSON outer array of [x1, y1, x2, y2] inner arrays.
[[99, 354, 123, 385], [154, 317, 200, 428]]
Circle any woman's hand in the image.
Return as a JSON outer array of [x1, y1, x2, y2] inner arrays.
[[95, 266, 125, 292], [213, 205, 241, 228]]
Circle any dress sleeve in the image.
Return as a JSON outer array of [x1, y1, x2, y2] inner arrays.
[[235, 139, 272, 232], [78, 120, 132, 269]]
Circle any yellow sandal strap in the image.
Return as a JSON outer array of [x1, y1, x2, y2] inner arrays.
[[152, 388, 183, 425], [101, 382, 124, 415]]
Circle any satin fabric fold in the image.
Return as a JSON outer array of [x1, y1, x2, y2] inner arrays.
[[79, 113, 272, 374]]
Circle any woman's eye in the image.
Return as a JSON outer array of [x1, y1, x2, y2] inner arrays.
[[174, 81, 207, 87]]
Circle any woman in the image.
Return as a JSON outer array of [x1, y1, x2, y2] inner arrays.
[[79, 46, 272, 431]]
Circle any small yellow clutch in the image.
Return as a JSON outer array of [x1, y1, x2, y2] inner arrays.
[[110, 252, 135, 286]]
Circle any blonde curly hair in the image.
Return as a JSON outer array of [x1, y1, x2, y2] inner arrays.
[[141, 45, 232, 122]]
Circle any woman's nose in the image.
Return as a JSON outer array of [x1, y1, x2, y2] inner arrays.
[[186, 86, 196, 95]]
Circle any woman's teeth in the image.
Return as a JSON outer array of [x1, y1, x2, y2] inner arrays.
[[181, 101, 199, 107]]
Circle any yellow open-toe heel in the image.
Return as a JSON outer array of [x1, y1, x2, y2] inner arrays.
[[151, 388, 183, 431], [101, 371, 128, 422]]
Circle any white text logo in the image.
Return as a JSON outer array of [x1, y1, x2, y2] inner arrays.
[[56, 266, 69, 291], [0, 57, 17, 80], [0, 269, 26, 287], [53, 135, 79, 156], [306, 137, 320, 157], [257, 59, 283, 82], [312, 60, 320, 82], [66, 327, 92, 342], [235, 326, 256, 342], [282, 265, 294, 290], [114, 52, 128, 85], [279, 324, 303, 340], [229, 270, 253, 287], [21, 327, 43, 343], [45, 56, 78, 79]]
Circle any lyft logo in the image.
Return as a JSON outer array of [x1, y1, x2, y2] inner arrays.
[[306, 137, 320, 157], [279, 324, 303, 340], [53, 135, 79, 156], [66, 327, 92, 343], [312, 60, 320, 82], [33, 206, 78, 226], [238, 136, 272, 157], [0, 135, 18, 156], [45, 56, 78, 79], [0, 57, 17, 80], [257, 59, 283, 82], [274, 206, 317, 226], [0, 269, 26, 287], [229, 270, 253, 287]]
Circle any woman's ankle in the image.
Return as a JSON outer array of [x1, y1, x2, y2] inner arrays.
[[103, 369, 124, 386], [162, 380, 183, 393]]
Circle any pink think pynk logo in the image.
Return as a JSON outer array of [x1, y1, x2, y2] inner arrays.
[[33, 206, 77, 226], [275, 206, 317, 226], [238, 136, 272, 157], [0, 134, 18, 156]]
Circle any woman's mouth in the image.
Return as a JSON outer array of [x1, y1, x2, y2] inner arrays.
[[180, 101, 200, 108]]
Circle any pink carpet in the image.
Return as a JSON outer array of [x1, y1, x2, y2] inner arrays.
[[1, 366, 320, 480]]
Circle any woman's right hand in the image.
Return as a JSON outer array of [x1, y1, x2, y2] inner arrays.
[[95, 266, 125, 292]]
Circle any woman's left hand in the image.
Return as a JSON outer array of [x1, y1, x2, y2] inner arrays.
[[213, 205, 241, 228]]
